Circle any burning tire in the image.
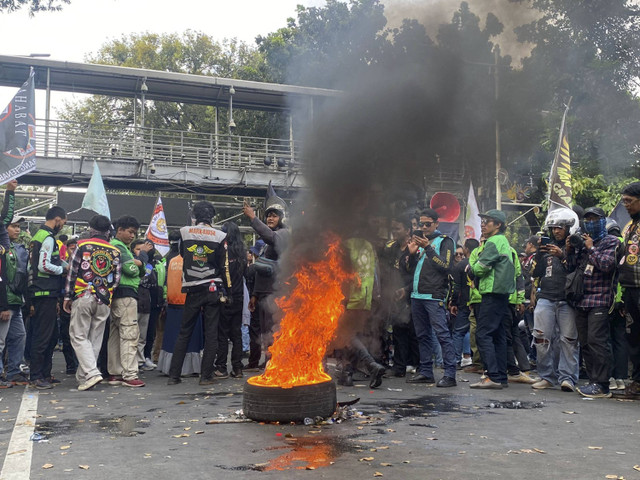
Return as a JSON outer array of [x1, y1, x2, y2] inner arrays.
[[243, 380, 337, 423]]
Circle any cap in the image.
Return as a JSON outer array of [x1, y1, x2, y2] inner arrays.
[[524, 235, 539, 247], [479, 209, 507, 225], [584, 207, 606, 218], [249, 239, 265, 256], [8, 215, 25, 225]]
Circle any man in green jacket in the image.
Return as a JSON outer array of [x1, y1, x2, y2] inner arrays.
[[108, 216, 152, 387], [469, 209, 515, 389]]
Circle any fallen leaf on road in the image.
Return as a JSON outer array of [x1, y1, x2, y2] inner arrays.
[[373, 473, 383, 477], [79, 465, 90, 470], [533, 449, 546, 454], [195, 431, 204, 434], [172, 434, 190, 438], [378, 446, 389, 450], [402, 461, 410, 464], [459, 451, 466, 454], [8, 449, 27, 455], [562, 411, 577, 414], [359, 457, 375, 462], [634, 465, 640, 472], [306, 466, 316, 470], [588, 446, 603, 450], [380, 463, 392, 467], [42, 464, 54, 469], [605, 475, 619, 479], [184, 427, 191, 431], [60, 446, 70, 450]]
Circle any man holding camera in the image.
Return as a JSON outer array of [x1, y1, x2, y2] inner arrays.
[[566, 207, 619, 398], [529, 208, 580, 391]]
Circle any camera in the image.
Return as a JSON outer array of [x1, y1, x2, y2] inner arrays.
[[568, 228, 584, 250]]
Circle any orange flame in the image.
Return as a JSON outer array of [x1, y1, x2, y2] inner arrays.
[[248, 238, 353, 388]]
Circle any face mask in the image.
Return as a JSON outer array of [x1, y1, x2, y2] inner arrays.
[[584, 217, 606, 242]]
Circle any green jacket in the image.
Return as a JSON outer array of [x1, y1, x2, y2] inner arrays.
[[509, 248, 526, 305], [470, 233, 515, 296], [345, 237, 376, 311], [110, 238, 145, 294], [468, 247, 482, 305]]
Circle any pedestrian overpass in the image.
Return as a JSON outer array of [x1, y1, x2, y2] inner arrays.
[[0, 54, 343, 197]]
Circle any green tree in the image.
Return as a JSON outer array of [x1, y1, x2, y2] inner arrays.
[[59, 32, 287, 139]]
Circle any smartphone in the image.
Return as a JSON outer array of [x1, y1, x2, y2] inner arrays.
[[540, 236, 552, 246], [412, 230, 424, 238]]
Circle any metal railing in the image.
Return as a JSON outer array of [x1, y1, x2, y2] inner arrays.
[[38, 119, 300, 171]]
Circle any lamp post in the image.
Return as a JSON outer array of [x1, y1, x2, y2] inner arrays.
[[140, 78, 148, 128], [228, 85, 236, 133]]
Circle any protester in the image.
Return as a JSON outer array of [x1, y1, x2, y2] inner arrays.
[[529, 208, 580, 391], [108, 215, 151, 388], [27, 205, 68, 389], [242, 187, 289, 370], [214, 221, 247, 379], [406, 208, 457, 387], [379, 215, 418, 377], [64, 215, 121, 391], [469, 209, 515, 390], [168, 201, 232, 385], [564, 207, 619, 398], [618, 182, 640, 397]]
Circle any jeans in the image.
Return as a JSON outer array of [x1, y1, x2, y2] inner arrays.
[[411, 298, 457, 378], [0, 308, 26, 378], [609, 308, 628, 379], [216, 296, 244, 371], [622, 288, 640, 382], [169, 288, 221, 380], [475, 294, 509, 384], [392, 319, 420, 372], [575, 306, 611, 385], [533, 298, 579, 386], [452, 306, 471, 362], [505, 305, 530, 374]]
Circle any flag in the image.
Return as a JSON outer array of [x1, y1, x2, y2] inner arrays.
[[548, 101, 572, 212], [81, 161, 111, 218], [464, 181, 481, 240], [146, 195, 170, 256], [0, 70, 36, 185]]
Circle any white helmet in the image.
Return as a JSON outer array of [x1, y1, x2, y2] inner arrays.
[[544, 207, 580, 235]]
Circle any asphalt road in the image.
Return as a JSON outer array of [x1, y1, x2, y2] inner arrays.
[[0, 355, 638, 480]]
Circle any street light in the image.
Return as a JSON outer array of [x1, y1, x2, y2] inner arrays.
[[228, 85, 236, 133], [140, 78, 148, 128]]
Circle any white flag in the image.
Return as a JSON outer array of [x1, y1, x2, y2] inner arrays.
[[81, 161, 111, 218], [145, 196, 170, 256], [464, 181, 481, 240]]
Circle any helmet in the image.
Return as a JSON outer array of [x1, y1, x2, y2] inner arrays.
[[605, 217, 621, 236], [544, 207, 579, 235], [264, 181, 287, 223]]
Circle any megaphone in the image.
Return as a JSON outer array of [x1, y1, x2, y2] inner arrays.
[[430, 192, 461, 223]]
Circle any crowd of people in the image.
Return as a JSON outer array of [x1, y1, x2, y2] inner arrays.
[[0, 179, 639, 402]]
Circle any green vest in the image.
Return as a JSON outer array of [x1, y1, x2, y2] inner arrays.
[[345, 238, 376, 310]]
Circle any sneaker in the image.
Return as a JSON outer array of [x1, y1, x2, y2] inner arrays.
[[0, 379, 13, 389], [560, 380, 575, 392], [66, 368, 77, 375], [437, 376, 457, 388], [470, 377, 503, 389], [577, 383, 611, 398], [144, 358, 157, 369], [107, 376, 124, 385], [406, 365, 417, 374], [78, 375, 103, 391], [48, 376, 61, 384], [508, 372, 537, 384], [199, 377, 215, 386], [460, 357, 473, 367], [8, 373, 30, 385], [616, 379, 626, 390], [167, 377, 181, 385], [609, 377, 618, 391], [122, 378, 145, 388], [244, 364, 261, 372], [213, 369, 229, 379], [532, 379, 554, 389], [230, 368, 243, 379], [369, 364, 385, 389], [33, 379, 53, 390], [19, 364, 30, 375]]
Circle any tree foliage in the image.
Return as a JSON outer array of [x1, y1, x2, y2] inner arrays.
[[0, 0, 68, 15]]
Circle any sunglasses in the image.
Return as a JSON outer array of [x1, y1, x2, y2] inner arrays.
[[419, 221, 434, 227], [455, 252, 464, 257], [480, 218, 494, 225]]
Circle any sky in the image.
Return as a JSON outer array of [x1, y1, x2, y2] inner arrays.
[[0, 0, 325, 107]]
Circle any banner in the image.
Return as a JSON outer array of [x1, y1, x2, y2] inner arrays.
[[81, 161, 111, 218], [464, 181, 481, 240], [0, 70, 36, 185], [146, 195, 170, 256], [548, 101, 572, 212]]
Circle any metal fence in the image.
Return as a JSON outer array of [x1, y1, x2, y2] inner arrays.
[[39, 119, 300, 171]]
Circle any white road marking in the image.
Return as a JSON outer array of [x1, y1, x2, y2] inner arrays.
[[1, 389, 39, 480]]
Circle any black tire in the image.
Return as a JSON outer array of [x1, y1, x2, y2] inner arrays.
[[243, 380, 337, 423]]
